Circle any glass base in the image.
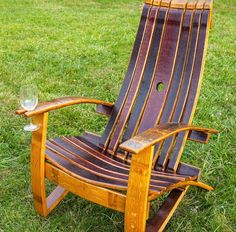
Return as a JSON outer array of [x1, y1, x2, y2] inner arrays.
[[24, 123, 40, 132]]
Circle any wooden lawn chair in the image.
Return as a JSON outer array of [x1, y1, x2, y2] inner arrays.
[[17, 0, 219, 231]]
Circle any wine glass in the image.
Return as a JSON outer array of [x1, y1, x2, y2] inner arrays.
[[20, 84, 40, 131]]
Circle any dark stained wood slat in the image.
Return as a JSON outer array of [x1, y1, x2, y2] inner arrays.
[[166, 132, 186, 171], [96, 104, 113, 117], [107, 7, 159, 152], [155, 11, 193, 171], [167, 10, 210, 172], [46, 149, 128, 190], [156, 136, 177, 171], [188, 129, 210, 143], [147, 187, 188, 232], [46, 149, 166, 193], [79, 136, 133, 168], [81, 131, 101, 145], [159, 11, 193, 123], [46, 142, 129, 181], [137, 9, 183, 135], [166, 10, 202, 172], [171, 11, 202, 123], [181, 10, 210, 124], [45, 136, 199, 195], [50, 137, 192, 183], [100, 4, 150, 148], [122, 8, 167, 142], [50, 138, 129, 174], [77, 134, 197, 181], [177, 162, 201, 177]]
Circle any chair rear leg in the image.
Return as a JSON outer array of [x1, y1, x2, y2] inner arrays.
[[146, 187, 189, 232], [46, 186, 69, 214]]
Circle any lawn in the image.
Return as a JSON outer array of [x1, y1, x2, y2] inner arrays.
[[0, 0, 235, 231]]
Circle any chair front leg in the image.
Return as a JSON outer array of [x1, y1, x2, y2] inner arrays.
[[30, 112, 48, 216], [125, 146, 154, 232], [30, 113, 69, 217]]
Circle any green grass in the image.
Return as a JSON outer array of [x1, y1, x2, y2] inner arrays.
[[0, 0, 235, 231]]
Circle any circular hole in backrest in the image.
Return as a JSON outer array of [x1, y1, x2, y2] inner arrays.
[[156, 82, 164, 92]]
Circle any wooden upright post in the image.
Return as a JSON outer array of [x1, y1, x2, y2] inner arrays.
[[30, 113, 48, 216], [125, 146, 154, 231]]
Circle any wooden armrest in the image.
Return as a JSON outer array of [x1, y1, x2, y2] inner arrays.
[[119, 123, 219, 154], [16, 96, 114, 117]]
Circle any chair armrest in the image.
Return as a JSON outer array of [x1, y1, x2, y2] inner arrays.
[[16, 96, 114, 117], [119, 123, 219, 154]]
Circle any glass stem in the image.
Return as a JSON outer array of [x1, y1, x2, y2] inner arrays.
[[29, 117, 33, 126]]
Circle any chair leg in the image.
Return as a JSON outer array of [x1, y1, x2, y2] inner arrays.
[[46, 186, 69, 214], [146, 187, 189, 232], [30, 113, 48, 216], [30, 113, 68, 216], [125, 147, 154, 232]]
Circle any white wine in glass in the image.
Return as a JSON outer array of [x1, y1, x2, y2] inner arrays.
[[20, 84, 40, 131]]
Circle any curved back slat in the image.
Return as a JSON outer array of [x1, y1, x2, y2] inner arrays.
[[101, 5, 151, 149], [100, 0, 213, 172], [122, 8, 167, 142]]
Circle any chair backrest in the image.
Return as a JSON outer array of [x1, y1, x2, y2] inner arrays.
[[100, 0, 213, 172]]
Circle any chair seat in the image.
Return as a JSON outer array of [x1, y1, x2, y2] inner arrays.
[[45, 135, 197, 196]]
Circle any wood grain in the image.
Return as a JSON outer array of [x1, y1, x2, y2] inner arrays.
[[147, 187, 189, 232], [125, 146, 154, 231], [16, 97, 114, 117], [120, 123, 218, 154], [148, 0, 213, 10], [46, 163, 126, 213], [30, 113, 48, 216], [16, 2, 217, 231]]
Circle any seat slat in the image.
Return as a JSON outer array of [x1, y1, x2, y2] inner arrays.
[[51, 137, 192, 183], [45, 136, 198, 195], [75, 136, 196, 182], [75, 135, 195, 181], [46, 149, 128, 190], [47, 142, 128, 180], [50, 138, 129, 173]]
